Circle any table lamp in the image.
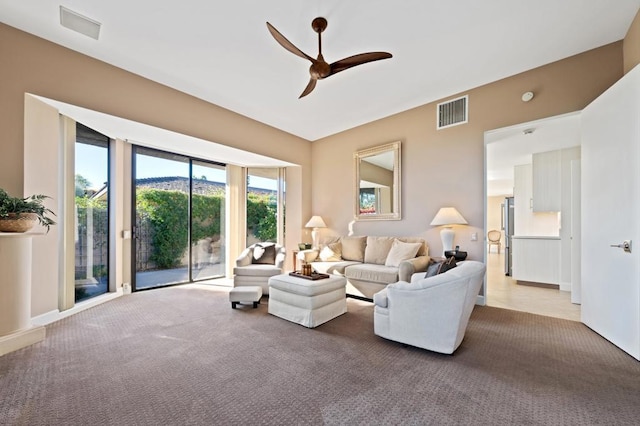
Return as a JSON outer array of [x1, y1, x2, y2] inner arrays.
[[430, 207, 467, 256], [305, 215, 327, 249]]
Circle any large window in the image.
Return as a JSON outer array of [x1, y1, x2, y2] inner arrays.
[[132, 147, 227, 290], [246, 168, 284, 244], [74, 124, 109, 302]]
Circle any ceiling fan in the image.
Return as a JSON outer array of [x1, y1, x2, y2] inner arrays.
[[266, 17, 392, 98]]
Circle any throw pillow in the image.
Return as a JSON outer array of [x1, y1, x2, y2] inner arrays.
[[319, 242, 342, 262], [384, 240, 422, 267], [252, 243, 276, 264], [437, 256, 457, 274], [364, 236, 395, 265], [424, 259, 442, 278], [340, 236, 367, 262]]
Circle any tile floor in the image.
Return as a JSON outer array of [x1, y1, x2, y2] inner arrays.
[[485, 251, 581, 322]]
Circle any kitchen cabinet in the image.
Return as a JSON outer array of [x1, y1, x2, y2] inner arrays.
[[532, 150, 561, 212], [511, 236, 561, 285]]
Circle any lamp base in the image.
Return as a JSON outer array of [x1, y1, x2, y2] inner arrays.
[[440, 227, 455, 257]]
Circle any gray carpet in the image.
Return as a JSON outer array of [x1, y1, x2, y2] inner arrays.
[[1, 285, 639, 425]]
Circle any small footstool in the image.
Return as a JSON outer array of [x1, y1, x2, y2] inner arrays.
[[229, 286, 263, 309], [268, 274, 347, 328]]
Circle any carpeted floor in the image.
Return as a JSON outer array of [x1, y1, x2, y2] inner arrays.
[[1, 285, 639, 425]]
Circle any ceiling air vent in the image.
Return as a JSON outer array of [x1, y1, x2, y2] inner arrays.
[[437, 95, 468, 129]]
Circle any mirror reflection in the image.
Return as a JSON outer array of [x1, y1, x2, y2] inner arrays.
[[354, 141, 401, 221]]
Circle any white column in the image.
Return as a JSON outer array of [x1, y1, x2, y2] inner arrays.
[[0, 233, 46, 356]]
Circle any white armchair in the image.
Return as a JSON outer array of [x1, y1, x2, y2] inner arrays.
[[233, 243, 286, 295], [373, 260, 486, 354]]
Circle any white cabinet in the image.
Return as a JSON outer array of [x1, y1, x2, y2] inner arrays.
[[513, 164, 533, 236], [532, 150, 561, 212], [511, 237, 561, 285]]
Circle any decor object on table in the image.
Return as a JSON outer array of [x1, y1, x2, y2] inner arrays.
[[305, 215, 327, 249], [373, 260, 486, 354], [444, 249, 468, 261], [233, 242, 286, 295], [430, 207, 467, 256], [0, 188, 56, 233], [266, 17, 392, 98], [487, 229, 501, 253]]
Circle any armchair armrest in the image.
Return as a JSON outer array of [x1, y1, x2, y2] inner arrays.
[[235, 247, 253, 267], [274, 246, 286, 269], [398, 255, 431, 282]]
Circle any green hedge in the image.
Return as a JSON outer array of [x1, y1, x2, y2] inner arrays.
[[137, 189, 276, 269]]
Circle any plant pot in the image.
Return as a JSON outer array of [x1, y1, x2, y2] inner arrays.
[[0, 213, 38, 233]]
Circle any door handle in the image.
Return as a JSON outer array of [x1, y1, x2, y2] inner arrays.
[[610, 240, 632, 253]]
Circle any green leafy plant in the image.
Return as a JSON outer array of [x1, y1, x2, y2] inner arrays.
[[0, 188, 56, 232]]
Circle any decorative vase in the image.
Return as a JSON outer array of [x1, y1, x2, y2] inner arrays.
[[0, 213, 38, 233]]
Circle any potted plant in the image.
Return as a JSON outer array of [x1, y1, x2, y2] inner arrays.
[[0, 188, 56, 233]]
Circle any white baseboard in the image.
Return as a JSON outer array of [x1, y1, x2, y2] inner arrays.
[[0, 326, 46, 356], [559, 282, 571, 292], [32, 288, 124, 326]]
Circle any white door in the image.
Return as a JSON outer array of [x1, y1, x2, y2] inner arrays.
[[581, 65, 640, 360]]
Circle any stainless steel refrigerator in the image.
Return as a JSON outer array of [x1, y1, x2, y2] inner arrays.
[[502, 197, 515, 276]]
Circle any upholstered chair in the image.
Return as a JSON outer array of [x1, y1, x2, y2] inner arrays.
[[373, 261, 486, 354], [233, 243, 286, 295]]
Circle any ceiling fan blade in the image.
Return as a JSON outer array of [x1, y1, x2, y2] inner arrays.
[[329, 52, 392, 76], [266, 22, 313, 62], [299, 78, 317, 98]]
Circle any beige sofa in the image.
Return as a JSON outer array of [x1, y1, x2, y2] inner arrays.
[[299, 236, 430, 299]]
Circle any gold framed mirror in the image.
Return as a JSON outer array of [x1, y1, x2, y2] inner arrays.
[[354, 141, 401, 221]]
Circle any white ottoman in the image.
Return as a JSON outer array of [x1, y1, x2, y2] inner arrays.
[[229, 286, 263, 309], [268, 274, 347, 328]]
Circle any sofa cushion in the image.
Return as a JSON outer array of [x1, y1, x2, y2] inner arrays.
[[312, 260, 361, 276], [252, 243, 276, 264], [319, 242, 342, 261], [364, 236, 395, 265], [340, 236, 367, 262], [345, 264, 399, 285], [397, 237, 428, 256], [384, 240, 422, 267]]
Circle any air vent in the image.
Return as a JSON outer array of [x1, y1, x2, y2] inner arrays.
[[437, 95, 468, 129], [60, 6, 101, 40]]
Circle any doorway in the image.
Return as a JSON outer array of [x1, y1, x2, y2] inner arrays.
[[484, 112, 581, 321]]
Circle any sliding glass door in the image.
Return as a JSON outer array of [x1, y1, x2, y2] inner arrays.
[[191, 161, 226, 280], [74, 124, 109, 302], [132, 147, 226, 290]]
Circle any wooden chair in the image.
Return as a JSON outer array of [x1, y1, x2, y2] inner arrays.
[[487, 230, 501, 253]]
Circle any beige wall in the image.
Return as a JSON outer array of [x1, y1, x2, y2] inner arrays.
[[0, 23, 312, 315], [312, 42, 623, 261], [624, 9, 640, 73]]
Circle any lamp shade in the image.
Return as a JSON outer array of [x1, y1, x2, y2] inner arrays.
[[430, 207, 468, 226], [305, 216, 327, 228]]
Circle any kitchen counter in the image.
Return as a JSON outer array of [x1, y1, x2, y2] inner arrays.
[[512, 235, 560, 240]]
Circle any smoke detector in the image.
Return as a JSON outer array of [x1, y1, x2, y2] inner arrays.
[[521, 91, 534, 102]]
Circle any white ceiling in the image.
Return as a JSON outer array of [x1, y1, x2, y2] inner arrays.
[[2, 1, 639, 141]]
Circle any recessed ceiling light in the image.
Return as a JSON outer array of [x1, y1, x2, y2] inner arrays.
[[60, 6, 101, 40]]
